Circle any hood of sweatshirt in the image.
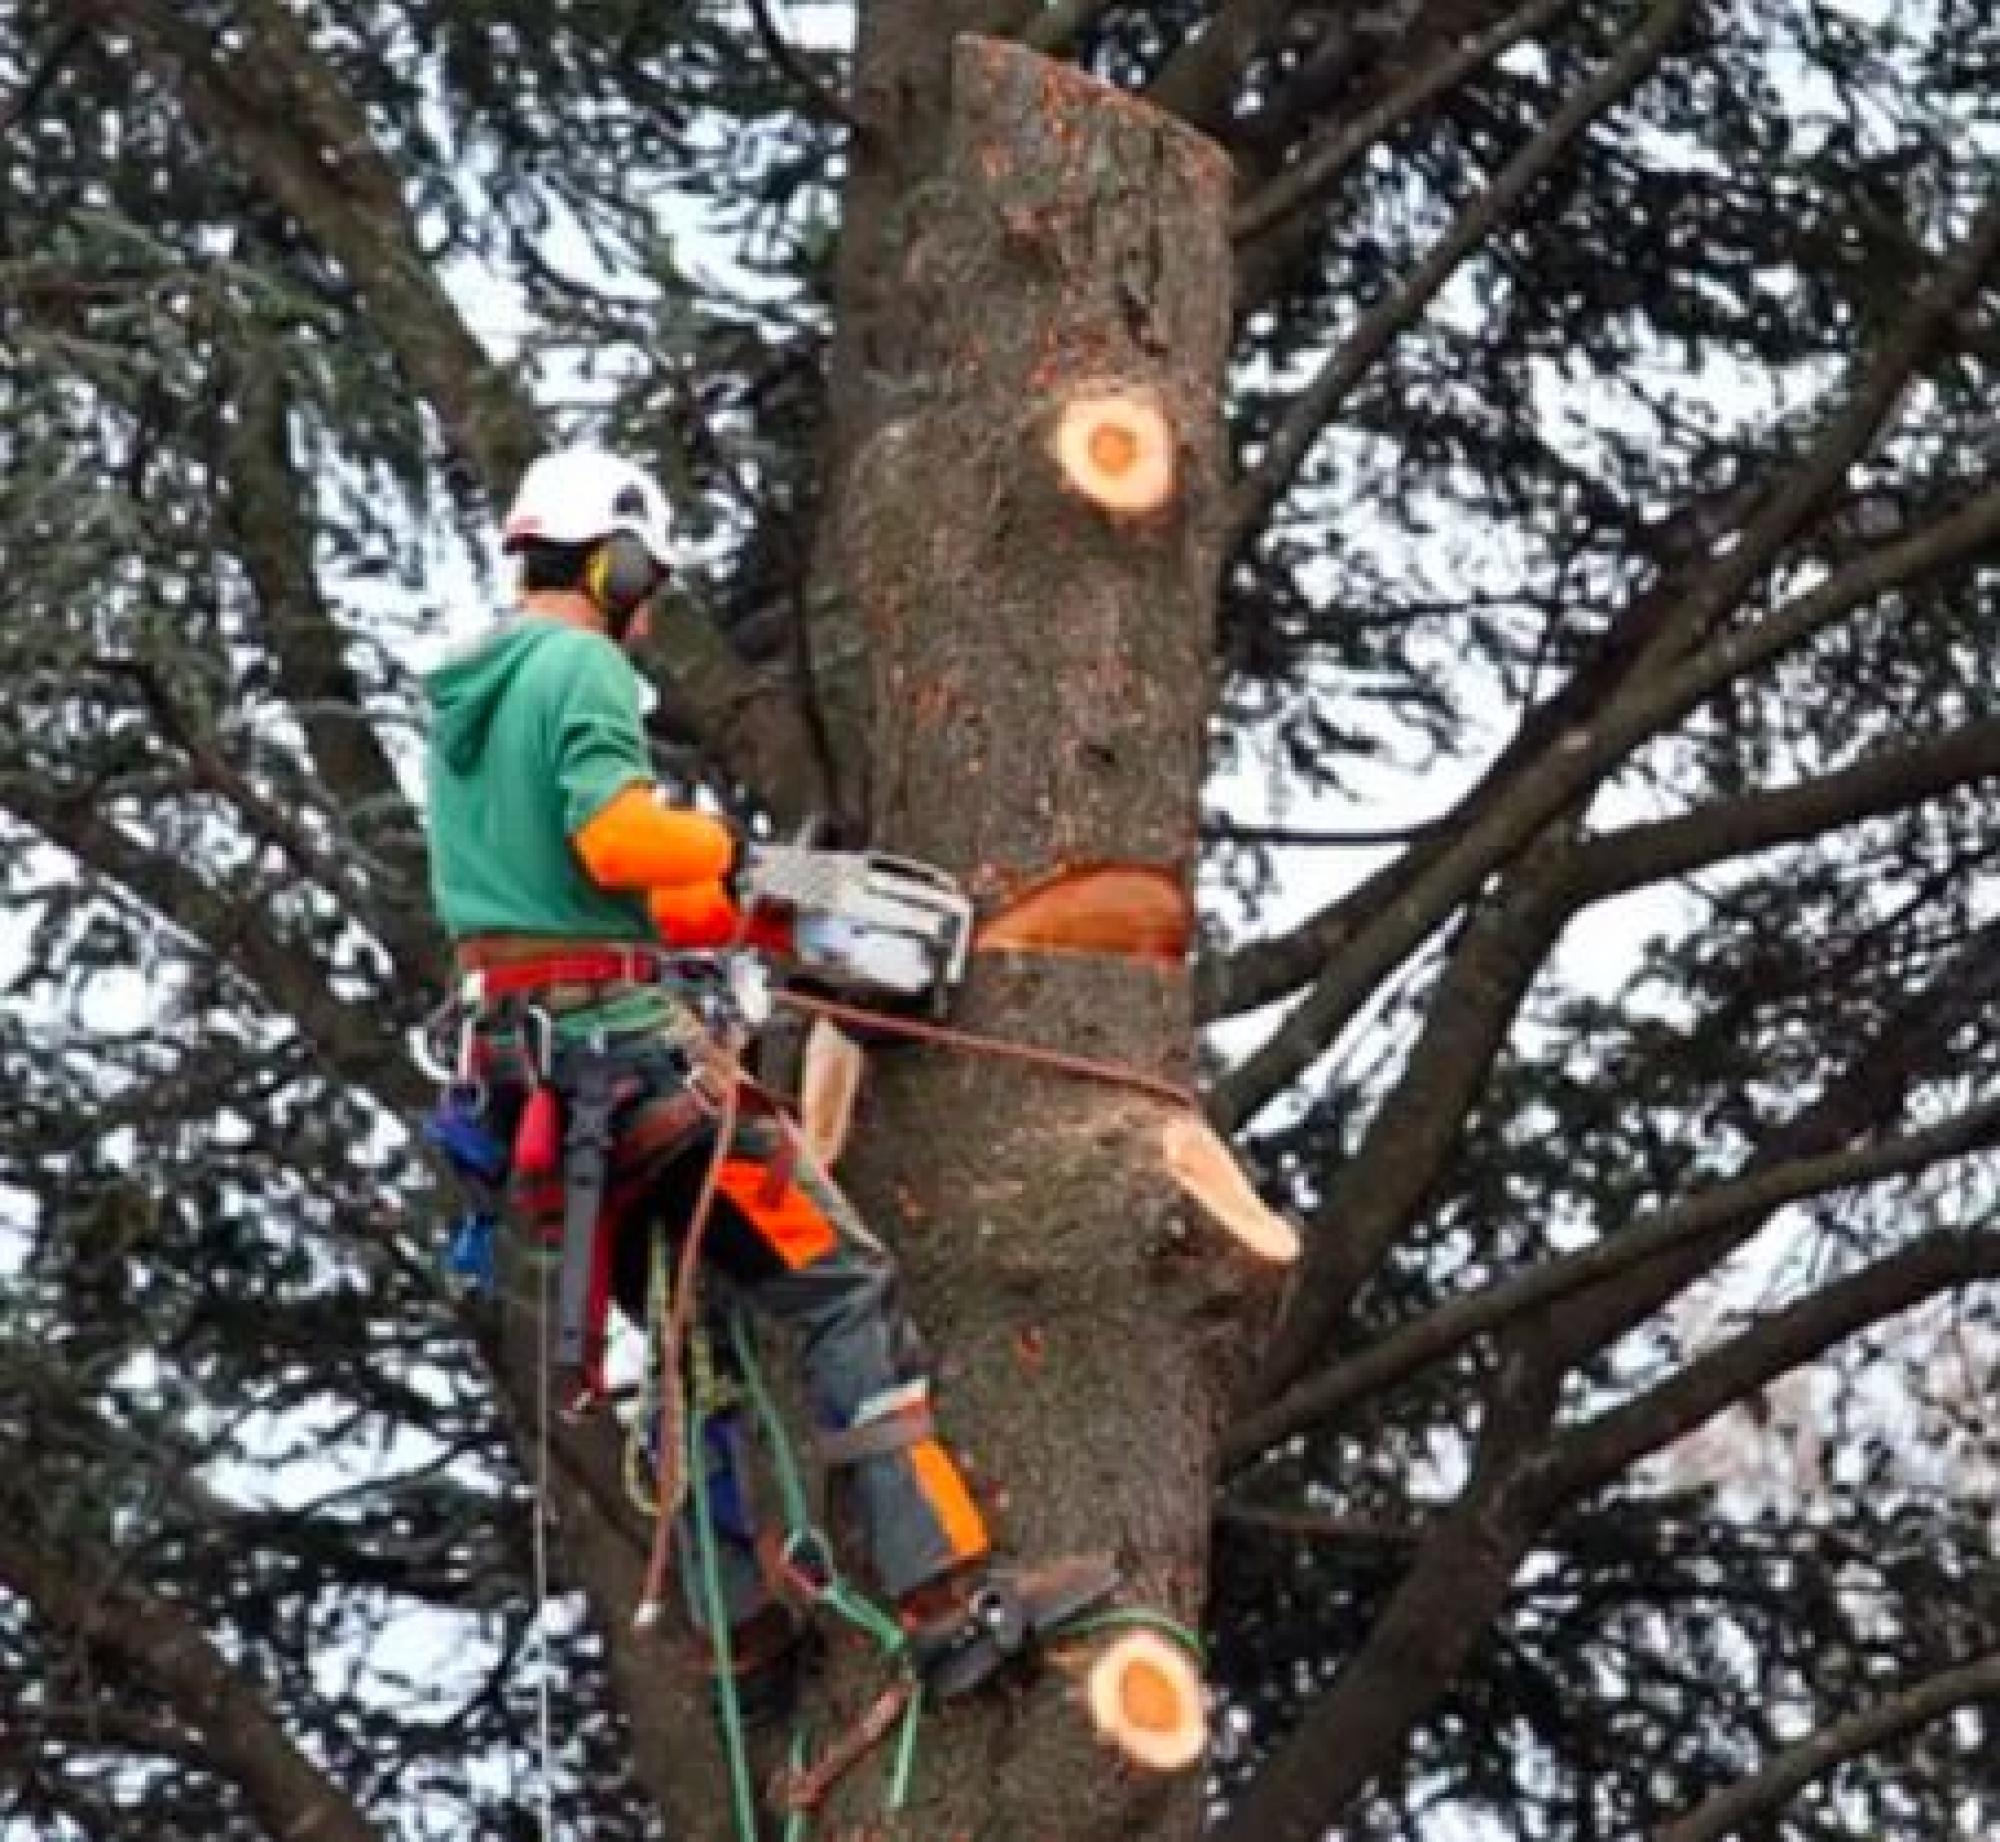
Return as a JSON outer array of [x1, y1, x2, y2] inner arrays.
[[423, 615, 567, 774]]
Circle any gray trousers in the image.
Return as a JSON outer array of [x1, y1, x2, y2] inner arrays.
[[599, 1073, 990, 1627]]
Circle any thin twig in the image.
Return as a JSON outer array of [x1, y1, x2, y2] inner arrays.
[[1216, 1503, 1424, 1548], [1230, 0, 1691, 545], [1657, 1654, 2000, 1842], [746, 0, 862, 132], [1021, 0, 1122, 56], [1232, 0, 1574, 245], [1205, 817, 1450, 849], [0, 21, 88, 138]]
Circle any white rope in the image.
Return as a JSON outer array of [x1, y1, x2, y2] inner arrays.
[[532, 1248, 557, 1842]]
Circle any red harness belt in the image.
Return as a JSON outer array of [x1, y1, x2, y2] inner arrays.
[[459, 945, 673, 996]]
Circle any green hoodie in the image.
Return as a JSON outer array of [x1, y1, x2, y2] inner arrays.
[[423, 614, 654, 941]]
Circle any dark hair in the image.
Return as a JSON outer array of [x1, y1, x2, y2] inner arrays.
[[514, 539, 594, 592]]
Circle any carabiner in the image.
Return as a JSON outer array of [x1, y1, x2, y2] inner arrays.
[[454, 1005, 486, 1086], [521, 1002, 556, 1085], [411, 997, 463, 1087]]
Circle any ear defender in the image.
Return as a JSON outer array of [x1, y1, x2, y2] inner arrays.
[[586, 534, 664, 625]]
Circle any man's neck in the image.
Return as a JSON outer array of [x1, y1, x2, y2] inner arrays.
[[520, 588, 604, 631]]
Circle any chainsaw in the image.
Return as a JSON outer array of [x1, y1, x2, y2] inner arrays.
[[740, 846, 974, 1009]]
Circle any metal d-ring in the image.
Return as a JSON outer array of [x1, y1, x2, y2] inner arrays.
[[411, 997, 465, 1087]]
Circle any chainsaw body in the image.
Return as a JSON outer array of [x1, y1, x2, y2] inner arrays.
[[741, 847, 973, 1007]]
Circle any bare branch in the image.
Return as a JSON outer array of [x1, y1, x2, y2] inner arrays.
[[1571, 717, 2000, 904], [1217, 1503, 1423, 1549], [1544, 1230, 2000, 1499], [1656, 1653, 2000, 1842], [0, 1529, 390, 1842], [746, 0, 864, 131], [1231, 0, 1573, 244], [1019, 0, 1122, 56], [1206, 472, 2000, 1116], [1204, 815, 1451, 848], [1223, 1094, 2000, 1467], [1230, 0, 1691, 544]]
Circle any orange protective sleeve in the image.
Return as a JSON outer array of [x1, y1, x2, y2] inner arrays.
[[647, 881, 794, 954], [573, 784, 736, 892]]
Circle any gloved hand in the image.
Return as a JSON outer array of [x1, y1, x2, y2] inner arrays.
[[794, 913, 938, 1000]]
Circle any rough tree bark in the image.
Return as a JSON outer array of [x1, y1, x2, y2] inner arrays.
[[827, 34, 1239, 1841]]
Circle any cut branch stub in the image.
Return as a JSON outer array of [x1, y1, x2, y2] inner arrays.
[[975, 861, 1194, 964], [1050, 383, 1179, 517], [800, 1016, 866, 1167], [1085, 1629, 1208, 1771], [1159, 1113, 1301, 1263]]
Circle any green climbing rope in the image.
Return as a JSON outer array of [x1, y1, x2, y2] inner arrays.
[[1059, 1606, 1206, 1658], [686, 1396, 763, 1842], [675, 1296, 1207, 1837]]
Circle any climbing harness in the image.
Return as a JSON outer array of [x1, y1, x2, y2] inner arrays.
[[420, 945, 1211, 1838]]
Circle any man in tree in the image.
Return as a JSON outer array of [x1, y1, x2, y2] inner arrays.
[[421, 446, 1108, 1718]]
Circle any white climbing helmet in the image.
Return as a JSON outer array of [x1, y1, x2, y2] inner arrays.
[[501, 447, 675, 568]]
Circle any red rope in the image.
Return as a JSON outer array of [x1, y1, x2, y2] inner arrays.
[[634, 1062, 740, 1627], [775, 989, 1198, 1112]]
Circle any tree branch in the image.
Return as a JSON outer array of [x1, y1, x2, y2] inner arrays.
[[78, 0, 540, 486], [1541, 914, 2000, 1377], [1216, 1502, 1424, 1549], [1019, 0, 1122, 56], [1147, 0, 1295, 136], [108, 656, 376, 919], [1655, 1653, 2000, 1842], [82, 0, 823, 814], [1206, 471, 2000, 1119], [1219, 1202, 2000, 1841], [1212, 716, 2000, 874], [1212, 1349, 1565, 1842], [1230, 0, 1573, 245], [0, 1529, 389, 1842], [1223, 1094, 2000, 1467], [220, 356, 433, 985], [0, 775, 425, 1109], [746, 0, 863, 131], [0, 19, 87, 137], [1543, 1230, 2000, 1500], [1229, 0, 1689, 544], [1229, 720, 2000, 1383], [1204, 815, 1451, 848], [1240, 854, 1585, 1388], [1570, 717, 2000, 905]]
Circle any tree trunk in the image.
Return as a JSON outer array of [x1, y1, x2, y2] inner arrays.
[[517, 34, 1237, 1842], [830, 34, 1238, 1839]]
